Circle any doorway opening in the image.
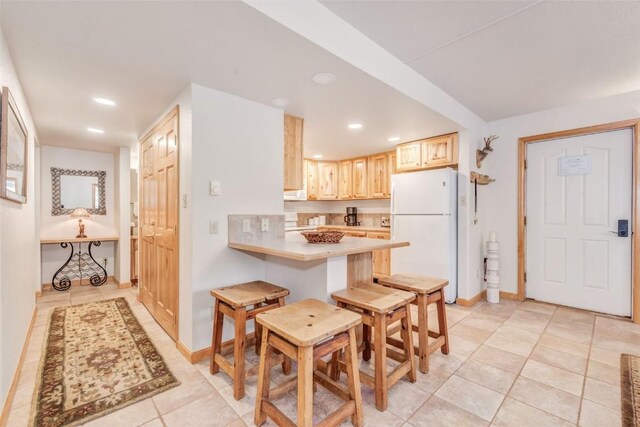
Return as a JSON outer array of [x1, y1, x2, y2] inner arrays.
[[518, 119, 640, 322]]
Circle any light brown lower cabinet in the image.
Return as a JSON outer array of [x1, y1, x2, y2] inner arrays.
[[319, 228, 391, 275], [368, 232, 391, 276]]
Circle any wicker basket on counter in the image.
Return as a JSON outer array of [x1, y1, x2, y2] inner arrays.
[[301, 231, 345, 244]]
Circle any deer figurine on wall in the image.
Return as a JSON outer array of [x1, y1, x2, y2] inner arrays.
[[476, 135, 499, 168]]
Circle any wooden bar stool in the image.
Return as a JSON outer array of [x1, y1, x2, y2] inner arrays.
[[254, 299, 364, 427], [210, 281, 291, 400], [377, 274, 449, 374], [331, 285, 416, 411]]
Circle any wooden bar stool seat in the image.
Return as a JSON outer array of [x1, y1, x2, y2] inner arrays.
[[210, 281, 291, 400], [331, 285, 417, 411], [377, 274, 450, 373], [254, 299, 364, 427]]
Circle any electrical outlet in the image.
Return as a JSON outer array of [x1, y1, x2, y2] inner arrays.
[[209, 220, 218, 234], [261, 218, 269, 232], [242, 219, 251, 233], [103, 258, 108, 267]]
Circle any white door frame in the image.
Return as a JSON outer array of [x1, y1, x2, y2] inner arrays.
[[518, 119, 640, 323]]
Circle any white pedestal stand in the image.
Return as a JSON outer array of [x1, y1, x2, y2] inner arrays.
[[486, 240, 500, 304]]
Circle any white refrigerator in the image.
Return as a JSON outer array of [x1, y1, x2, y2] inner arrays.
[[391, 168, 457, 303]]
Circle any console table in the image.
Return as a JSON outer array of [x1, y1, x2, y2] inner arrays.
[[40, 236, 119, 291]]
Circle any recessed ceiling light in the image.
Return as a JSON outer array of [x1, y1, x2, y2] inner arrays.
[[271, 98, 290, 107], [388, 136, 400, 142], [93, 97, 116, 106], [348, 123, 362, 130], [313, 154, 323, 159], [312, 72, 336, 84], [87, 127, 104, 134]]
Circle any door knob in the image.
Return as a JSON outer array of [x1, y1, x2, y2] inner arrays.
[[610, 219, 629, 237]]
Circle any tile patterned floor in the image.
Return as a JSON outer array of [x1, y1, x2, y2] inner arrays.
[[5, 285, 640, 426]]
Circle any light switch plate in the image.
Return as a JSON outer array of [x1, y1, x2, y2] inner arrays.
[[209, 220, 218, 234], [242, 219, 251, 233], [261, 218, 269, 232], [209, 180, 221, 196]]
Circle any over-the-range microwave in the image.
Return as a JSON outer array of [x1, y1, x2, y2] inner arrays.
[[283, 189, 307, 201]]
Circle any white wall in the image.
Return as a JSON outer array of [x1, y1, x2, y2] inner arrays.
[[114, 147, 131, 284], [39, 146, 117, 284], [40, 146, 116, 237], [188, 83, 283, 350], [0, 30, 38, 412], [483, 90, 640, 295]]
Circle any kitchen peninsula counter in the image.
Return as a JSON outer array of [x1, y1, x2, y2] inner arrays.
[[228, 219, 409, 302], [228, 233, 407, 261]]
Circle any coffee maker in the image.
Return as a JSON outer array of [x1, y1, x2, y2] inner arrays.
[[344, 207, 359, 226]]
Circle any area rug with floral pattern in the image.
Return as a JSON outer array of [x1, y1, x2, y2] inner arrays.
[[30, 297, 179, 427], [622, 354, 640, 427]]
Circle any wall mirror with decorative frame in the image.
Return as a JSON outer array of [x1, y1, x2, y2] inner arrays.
[[51, 168, 106, 215], [0, 86, 29, 204]]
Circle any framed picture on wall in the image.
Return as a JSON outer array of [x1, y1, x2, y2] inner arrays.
[[0, 86, 29, 204]]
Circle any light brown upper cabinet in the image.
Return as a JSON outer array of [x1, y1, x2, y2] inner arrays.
[[422, 133, 457, 167], [284, 114, 304, 191], [388, 150, 396, 196], [396, 141, 423, 171], [306, 159, 318, 200], [317, 161, 339, 200], [397, 133, 458, 172], [352, 157, 369, 199], [369, 153, 388, 198], [338, 160, 353, 200]]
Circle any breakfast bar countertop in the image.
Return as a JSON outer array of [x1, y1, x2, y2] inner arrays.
[[228, 233, 409, 261]]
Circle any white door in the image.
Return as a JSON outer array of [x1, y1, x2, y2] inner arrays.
[[526, 129, 633, 316]]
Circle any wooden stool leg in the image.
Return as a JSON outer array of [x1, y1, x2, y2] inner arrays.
[[437, 289, 450, 354], [254, 302, 262, 355], [345, 328, 364, 427], [297, 346, 314, 427], [329, 348, 342, 381], [373, 311, 388, 411], [278, 297, 292, 375], [417, 294, 429, 373], [362, 309, 371, 362], [400, 304, 417, 382], [254, 329, 272, 426], [210, 299, 224, 375], [233, 306, 247, 400]]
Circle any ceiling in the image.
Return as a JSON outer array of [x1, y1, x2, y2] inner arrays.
[[0, 1, 458, 159], [322, 0, 640, 121]]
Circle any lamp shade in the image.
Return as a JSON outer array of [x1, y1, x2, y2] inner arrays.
[[70, 208, 90, 218]]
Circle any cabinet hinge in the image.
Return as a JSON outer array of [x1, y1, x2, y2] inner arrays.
[[524, 216, 527, 226], [524, 272, 527, 282], [524, 159, 528, 169]]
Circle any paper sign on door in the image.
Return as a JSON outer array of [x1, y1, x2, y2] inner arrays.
[[558, 155, 591, 176]]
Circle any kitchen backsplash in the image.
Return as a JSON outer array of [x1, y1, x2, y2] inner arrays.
[[296, 213, 389, 228]]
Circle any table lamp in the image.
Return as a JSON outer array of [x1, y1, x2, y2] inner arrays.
[[70, 208, 90, 238]]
